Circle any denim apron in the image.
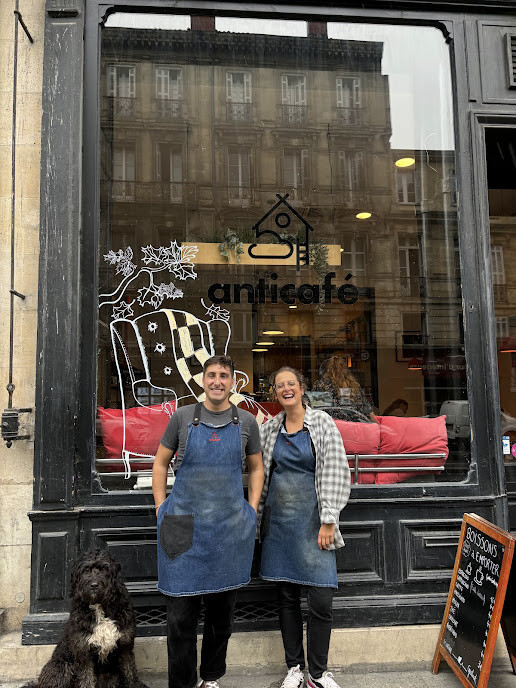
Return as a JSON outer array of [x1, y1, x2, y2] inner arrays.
[[157, 403, 257, 596], [260, 426, 337, 588]]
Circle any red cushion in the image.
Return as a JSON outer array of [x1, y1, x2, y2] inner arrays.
[[375, 415, 448, 484], [333, 420, 380, 484], [98, 403, 175, 469]]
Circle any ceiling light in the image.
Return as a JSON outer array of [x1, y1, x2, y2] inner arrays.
[[289, 305, 297, 309], [356, 212, 372, 220], [256, 341, 274, 346], [395, 157, 415, 168], [263, 314, 284, 335], [252, 348, 267, 353]]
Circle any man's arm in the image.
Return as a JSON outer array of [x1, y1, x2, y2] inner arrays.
[[246, 451, 264, 513], [152, 443, 175, 515]]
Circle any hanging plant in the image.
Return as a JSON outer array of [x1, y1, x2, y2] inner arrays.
[[309, 239, 330, 285], [218, 228, 245, 263], [309, 239, 330, 312]]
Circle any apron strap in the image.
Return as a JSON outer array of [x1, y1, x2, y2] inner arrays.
[[193, 403, 238, 426], [193, 402, 203, 426]]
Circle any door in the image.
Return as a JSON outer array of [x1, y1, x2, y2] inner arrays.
[[486, 127, 516, 533]]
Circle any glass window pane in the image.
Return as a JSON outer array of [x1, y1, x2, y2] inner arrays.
[[97, 16, 465, 490]]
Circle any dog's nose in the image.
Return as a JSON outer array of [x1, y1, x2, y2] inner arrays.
[[90, 582, 99, 591]]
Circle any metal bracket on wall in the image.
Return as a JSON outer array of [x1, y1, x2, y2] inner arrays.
[[1, 407, 33, 447]]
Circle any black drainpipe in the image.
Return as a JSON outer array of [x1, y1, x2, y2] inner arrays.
[[1, 3, 34, 447]]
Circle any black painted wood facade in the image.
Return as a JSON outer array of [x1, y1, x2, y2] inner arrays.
[[23, 0, 516, 644]]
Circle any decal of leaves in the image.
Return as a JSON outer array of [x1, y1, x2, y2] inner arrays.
[[201, 298, 230, 323], [141, 241, 198, 281], [111, 301, 135, 320], [137, 281, 183, 309], [103, 247, 137, 277]]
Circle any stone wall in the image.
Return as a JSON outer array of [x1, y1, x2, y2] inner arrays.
[[0, 0, 45, 631]]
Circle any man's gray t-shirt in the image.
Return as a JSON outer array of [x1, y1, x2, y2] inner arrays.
[[160, 404, 262, 470]]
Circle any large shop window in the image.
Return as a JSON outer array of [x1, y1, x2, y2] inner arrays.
[[96, 15, 468, 490]]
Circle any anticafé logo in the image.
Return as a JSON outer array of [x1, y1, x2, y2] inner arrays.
[[248, 193, 313, 270], [207, 193, 360, 306], [208, 432, 221, 442]]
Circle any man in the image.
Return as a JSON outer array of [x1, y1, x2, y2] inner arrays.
[[153, 355, 264, 688]]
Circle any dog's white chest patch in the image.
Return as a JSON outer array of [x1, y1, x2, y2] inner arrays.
[[88, 604, 121, 661]]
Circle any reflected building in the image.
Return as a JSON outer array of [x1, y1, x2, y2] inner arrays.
[[99, 19, 462, 456]]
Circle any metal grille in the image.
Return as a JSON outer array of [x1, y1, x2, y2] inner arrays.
[[507, 33, 516, 88], [135, 600, 279, 629]]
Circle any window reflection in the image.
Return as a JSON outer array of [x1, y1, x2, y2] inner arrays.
[[96, 15, 468, 490]]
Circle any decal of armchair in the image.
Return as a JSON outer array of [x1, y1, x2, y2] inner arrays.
[[97, 308, 250, 482]]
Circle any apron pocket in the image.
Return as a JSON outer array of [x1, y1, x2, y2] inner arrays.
[[260, 505, 271, 540], [160, 514, 194, 561]]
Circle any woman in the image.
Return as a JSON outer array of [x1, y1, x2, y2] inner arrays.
[[312, 355, 377, 423], [258, 366, 351, 688], [381, 398, 409, 416]]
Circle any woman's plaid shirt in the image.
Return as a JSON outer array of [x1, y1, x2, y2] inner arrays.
[[258, 405, 351, 549]]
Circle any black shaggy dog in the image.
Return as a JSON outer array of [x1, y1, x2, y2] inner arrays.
[[23, 548, 148, 688]]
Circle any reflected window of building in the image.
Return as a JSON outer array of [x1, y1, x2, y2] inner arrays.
[[107, 64, 136, 118], [336, 76, 361, 125], [398, 234, 420, 297], [281, 74, 307, 124], [283, 148, 308, 200], [228, 148, 251, 206], [491, 245, 507, 302], [396, 168, 417, 204], [113, 144, 135, 201], [156, 143, 182, 203], [341, 235, 366, 277], [339, 150, 365, 202], [155, 66, 182, 118], [226, 71, 252, 122]]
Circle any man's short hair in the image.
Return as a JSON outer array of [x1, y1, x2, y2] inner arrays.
[[203, 355, 235, 377]]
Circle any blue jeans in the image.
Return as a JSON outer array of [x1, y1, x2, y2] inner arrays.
[[278, 583, 334, 679], [166, 590, 237, 688]]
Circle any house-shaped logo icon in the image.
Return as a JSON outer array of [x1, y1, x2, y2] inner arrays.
[[248, 193, 315, 270]]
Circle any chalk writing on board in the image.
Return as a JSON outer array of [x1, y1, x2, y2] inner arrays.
[[442, 525, 505, 688]]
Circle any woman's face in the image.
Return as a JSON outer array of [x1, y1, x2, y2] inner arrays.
[[274, 371, 304, 411]]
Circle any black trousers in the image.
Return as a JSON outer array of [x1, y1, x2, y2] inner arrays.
[[277, 582, 334, 679], [166, 590, 237, 688]]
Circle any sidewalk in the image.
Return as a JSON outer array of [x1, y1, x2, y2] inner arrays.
[[1, 626, 514, 688], [2, 665, 516, 688]]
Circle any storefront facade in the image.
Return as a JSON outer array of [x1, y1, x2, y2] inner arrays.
[[21, 0, 516, 643]]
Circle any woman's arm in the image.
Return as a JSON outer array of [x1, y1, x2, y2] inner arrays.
[[315, 413, 351, 546], [246, 451, 264, 512]]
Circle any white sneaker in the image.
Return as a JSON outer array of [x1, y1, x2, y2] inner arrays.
[[281, 664, 304, 688], [307, 671, 341, 688], [196, 681, 220, 688]]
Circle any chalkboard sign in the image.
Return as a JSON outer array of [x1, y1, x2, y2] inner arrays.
[[433, 513, 515, 688]]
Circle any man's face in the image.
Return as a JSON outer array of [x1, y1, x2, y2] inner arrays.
[[202, 364, 234, 407]]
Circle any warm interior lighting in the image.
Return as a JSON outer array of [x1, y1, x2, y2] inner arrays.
[[339, 247, 344, 252], [500, 337, 516, 353], [289, 305, 297, 309], [356, 212, 372, 220], [256, 341, 274, 346], [263, 314, 284, 335], [395, 157, 415, 168], [252, 348, 267, 353], [408, 357, 422, 371]]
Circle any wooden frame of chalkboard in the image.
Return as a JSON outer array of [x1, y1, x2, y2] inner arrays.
[[432, 513, 515, 688]]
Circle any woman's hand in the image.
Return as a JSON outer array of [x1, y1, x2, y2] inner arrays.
[[318, 523, 335, 550]]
